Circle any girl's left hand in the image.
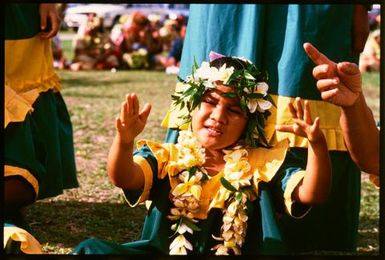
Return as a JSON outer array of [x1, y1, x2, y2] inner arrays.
[[275, 97, 324, 143]]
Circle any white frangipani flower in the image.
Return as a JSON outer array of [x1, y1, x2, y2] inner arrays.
[[243, 82, 272, 113]]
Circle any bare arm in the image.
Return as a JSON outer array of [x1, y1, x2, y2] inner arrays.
[[340, 93, 379, 175], [276, 98, 331, 204], [107, 93, 152, 189]]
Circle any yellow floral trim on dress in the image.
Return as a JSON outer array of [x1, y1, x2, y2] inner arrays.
[[5, 35, 61, 128], [162, 93, 347, 151], [4, 226, 42, 254], [4, 165, 39, 199]]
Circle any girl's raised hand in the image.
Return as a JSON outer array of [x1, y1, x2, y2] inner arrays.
[[276, 98, 324, 143], [116, 93, 151, 145]]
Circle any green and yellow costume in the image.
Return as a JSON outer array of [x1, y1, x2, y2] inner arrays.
[[72, 138, 309, 254], [4, 3, 78, 253]]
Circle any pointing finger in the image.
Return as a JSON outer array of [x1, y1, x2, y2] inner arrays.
[[303, 42, 335, 66]]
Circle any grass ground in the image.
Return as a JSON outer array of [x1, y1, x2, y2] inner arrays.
[[24, 38, 380, 255]]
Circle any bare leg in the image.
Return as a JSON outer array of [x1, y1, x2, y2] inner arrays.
[[5, 176, 36, 213]]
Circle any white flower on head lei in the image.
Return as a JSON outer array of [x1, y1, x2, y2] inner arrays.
[[172, 51, 275, 147]]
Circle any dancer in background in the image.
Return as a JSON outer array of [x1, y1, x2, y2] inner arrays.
[[4, 3, 78, 254]]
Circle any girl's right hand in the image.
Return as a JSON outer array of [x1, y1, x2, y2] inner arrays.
[[116, 93, 151, 145]]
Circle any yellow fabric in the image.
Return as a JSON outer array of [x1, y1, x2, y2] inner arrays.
[[161, 94, 347, 151], [4, 165, 39, 199], [5, 35, 61, 128], [283, 170, 311, 218], [125, 155, 154, 207], [131, 138, 302, 219], [4, 226, 43, 254], [249, 139, 290, 195]]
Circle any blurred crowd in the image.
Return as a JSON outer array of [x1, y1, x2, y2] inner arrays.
[[52, 9, 186, 74], [52, 5, 380, 74]]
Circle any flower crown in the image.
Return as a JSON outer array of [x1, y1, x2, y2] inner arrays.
[[172, 51, 275, 147]]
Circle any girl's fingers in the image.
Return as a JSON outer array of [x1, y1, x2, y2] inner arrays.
[[288, 102, 297, 119], [120, 101, 127, 124], [312, 117, 320, 130], [127, 94, 134, 116], [133, 93, 139, 115], [303, 100, 312, 125], [139, 103, 152, 123], [292, 118, 308, 129], [116, 117, 123, 130], [295, 97, 304, 119], [275, 125, 294, 133]]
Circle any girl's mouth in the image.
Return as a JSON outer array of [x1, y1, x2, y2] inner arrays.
[[206, 127, 223, 137]]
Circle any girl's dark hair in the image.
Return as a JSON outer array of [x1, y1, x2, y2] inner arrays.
[[209, 56, 249, 70]]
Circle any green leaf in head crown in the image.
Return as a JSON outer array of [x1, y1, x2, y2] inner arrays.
[[172, 51, 276, 148]]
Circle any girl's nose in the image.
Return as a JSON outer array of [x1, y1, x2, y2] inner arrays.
[[210, 105, 227, 124]]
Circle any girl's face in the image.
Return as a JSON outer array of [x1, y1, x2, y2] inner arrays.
[[191, 82, 248, 151]]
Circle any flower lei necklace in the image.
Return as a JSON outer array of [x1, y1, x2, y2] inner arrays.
[[167, 130, 256, 255]]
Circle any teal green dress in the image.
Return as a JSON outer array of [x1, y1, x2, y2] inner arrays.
[[163, 4, 361, 253], [72, 141, 308, 255], [4, 4, 78, 228]]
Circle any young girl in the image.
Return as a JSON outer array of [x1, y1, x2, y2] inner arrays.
[[72, 54, 331, 255]]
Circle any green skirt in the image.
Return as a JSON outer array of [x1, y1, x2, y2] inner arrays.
[[5, 90, 78, 200]]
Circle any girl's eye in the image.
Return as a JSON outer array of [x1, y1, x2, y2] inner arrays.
[[229, 107, 242, 114], [203, 98, 216, 105]]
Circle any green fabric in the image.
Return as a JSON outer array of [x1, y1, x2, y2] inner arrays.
[[279, 149, 361, 252], [178, 4, 358, 99], [170, 4, 361, 252], [5, 90, 78, 200], [72, 141, 305, 255], [5, 3, 41, 40]]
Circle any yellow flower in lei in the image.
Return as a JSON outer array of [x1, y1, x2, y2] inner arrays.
[[210, 146, 255, 255], [168, 130, 208, 255], [167, 131, 256, 255]]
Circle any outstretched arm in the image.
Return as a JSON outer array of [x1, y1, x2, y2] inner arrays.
[[276, 98, 331, 204], [304, 42, 379, 175], [107, 93, 152, 189]]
